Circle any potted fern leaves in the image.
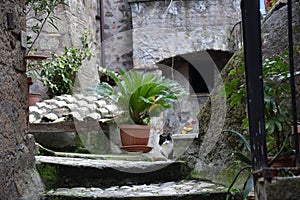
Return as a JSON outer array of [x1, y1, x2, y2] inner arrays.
[[94, 68, 187, 152]]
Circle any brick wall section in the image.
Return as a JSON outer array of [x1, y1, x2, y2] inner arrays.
[[0, 0, 42, 199]]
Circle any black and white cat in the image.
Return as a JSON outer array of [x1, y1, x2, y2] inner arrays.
[[158, 133, 174, 159]]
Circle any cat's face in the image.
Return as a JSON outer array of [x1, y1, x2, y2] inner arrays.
[[159, 134, 173, 146]]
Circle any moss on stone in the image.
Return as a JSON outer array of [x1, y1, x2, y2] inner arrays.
[[37, 164, 58, 190], [181, 49, 251, 188]]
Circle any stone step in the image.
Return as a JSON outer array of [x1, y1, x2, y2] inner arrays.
[[36, 156, 190, 189], [44, 180, 228, 200]]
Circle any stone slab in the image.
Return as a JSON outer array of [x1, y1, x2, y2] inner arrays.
[[39, 152, 152, 161], [44, 179, 228, 200], [36, 156, 190, 188]]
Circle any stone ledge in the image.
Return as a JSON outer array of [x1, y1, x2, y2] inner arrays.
[[128, 0, 188, 3], [36, 156, 190, 188], [45, 180, 227, 200], [173, 133, 198, 139]]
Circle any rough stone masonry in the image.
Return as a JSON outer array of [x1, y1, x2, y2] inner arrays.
[[0, 1, 43, 199]]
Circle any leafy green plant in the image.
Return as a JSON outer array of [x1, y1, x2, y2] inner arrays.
[[28, 31, 93, 98], [225, 48, 300, 154], [26, 0, 68, 52], [93, 69, 187, 125]]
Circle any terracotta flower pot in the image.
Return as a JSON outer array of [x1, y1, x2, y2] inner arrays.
[[118, 124, 152, 152], [28, 93, 41, 106], [267, 156, 296, 177]]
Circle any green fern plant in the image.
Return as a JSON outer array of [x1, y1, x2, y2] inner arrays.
[[94, 69, 187, 125]]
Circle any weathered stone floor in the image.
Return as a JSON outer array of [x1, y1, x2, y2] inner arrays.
[[46, 179, 227, 200], [36, 154, 229, 199]]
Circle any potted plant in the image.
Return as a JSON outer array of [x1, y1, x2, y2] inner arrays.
[[25, 0, 68, 103], [262, 51, 300, 167], [94, 68, 187, 152], [26, 31, 93, 99]]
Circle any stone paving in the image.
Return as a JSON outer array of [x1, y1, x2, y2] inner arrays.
[[46, 179, 225, 199]]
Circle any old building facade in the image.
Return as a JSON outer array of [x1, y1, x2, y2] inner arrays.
[[0, 0, 42, 199]]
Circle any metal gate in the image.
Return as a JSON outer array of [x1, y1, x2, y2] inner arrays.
[[241, 0, 300, 181]]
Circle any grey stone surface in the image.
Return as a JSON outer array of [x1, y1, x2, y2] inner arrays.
[[27, 0, 100, 98], [0, 1, 42, 199], [102, 0, 134, 71], [36, 156, 190, 188], [130, 0, 241, 68], [257, 177, 300, 200], [261, 0, 300, 108], [45, 179, 226, 199], [262, 0, 300, 57], [34, 132, 78, 151], [184, 0, 300, 188]]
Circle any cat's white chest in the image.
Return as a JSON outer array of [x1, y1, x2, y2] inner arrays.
[[160, 140, 174, 158]]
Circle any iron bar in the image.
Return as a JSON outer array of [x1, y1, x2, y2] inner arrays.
[[287, 0, 300, 166], [100, 0, 105, 69], [241, 0, 268, 170]]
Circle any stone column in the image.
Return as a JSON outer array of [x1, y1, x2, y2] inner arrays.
[[0, 1, 43, 199]]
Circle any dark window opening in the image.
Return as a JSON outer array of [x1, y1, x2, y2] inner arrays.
[[189, 63, 208, 93], [158, 55, 209, 95]]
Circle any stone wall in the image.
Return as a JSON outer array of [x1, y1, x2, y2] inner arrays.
[[0, 1, 42, 199], [185, 0, 300, 188], [27, 0, 100, 97], [129, 0, 241, 69], [27, 0, 99, 54], [262, 0, 300, 100], [102, 0, 134, 71]]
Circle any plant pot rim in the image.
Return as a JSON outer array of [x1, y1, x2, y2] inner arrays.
[[27, 77, 33, 85], [29, 93, 41, 96], [118, 124, 151, 129], [25, 54, 48, 61]]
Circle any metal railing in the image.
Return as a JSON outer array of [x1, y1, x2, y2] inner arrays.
[[241, 0, 300, 180]]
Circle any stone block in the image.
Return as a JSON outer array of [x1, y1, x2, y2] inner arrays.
[[36, 156, 189, 188], [257, 177, 300, 200]]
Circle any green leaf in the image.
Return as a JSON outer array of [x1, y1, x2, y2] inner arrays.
[[243, 175, 254, 200], [234, 152, 252, 165], [223, 130, 251, 152]]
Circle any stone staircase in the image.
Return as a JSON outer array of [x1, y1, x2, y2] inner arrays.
[[36, 153, 229, 200]]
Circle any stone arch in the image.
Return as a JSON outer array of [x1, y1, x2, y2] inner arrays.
[[130, 0, 241, 71], [157, 50, 233, 96]]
